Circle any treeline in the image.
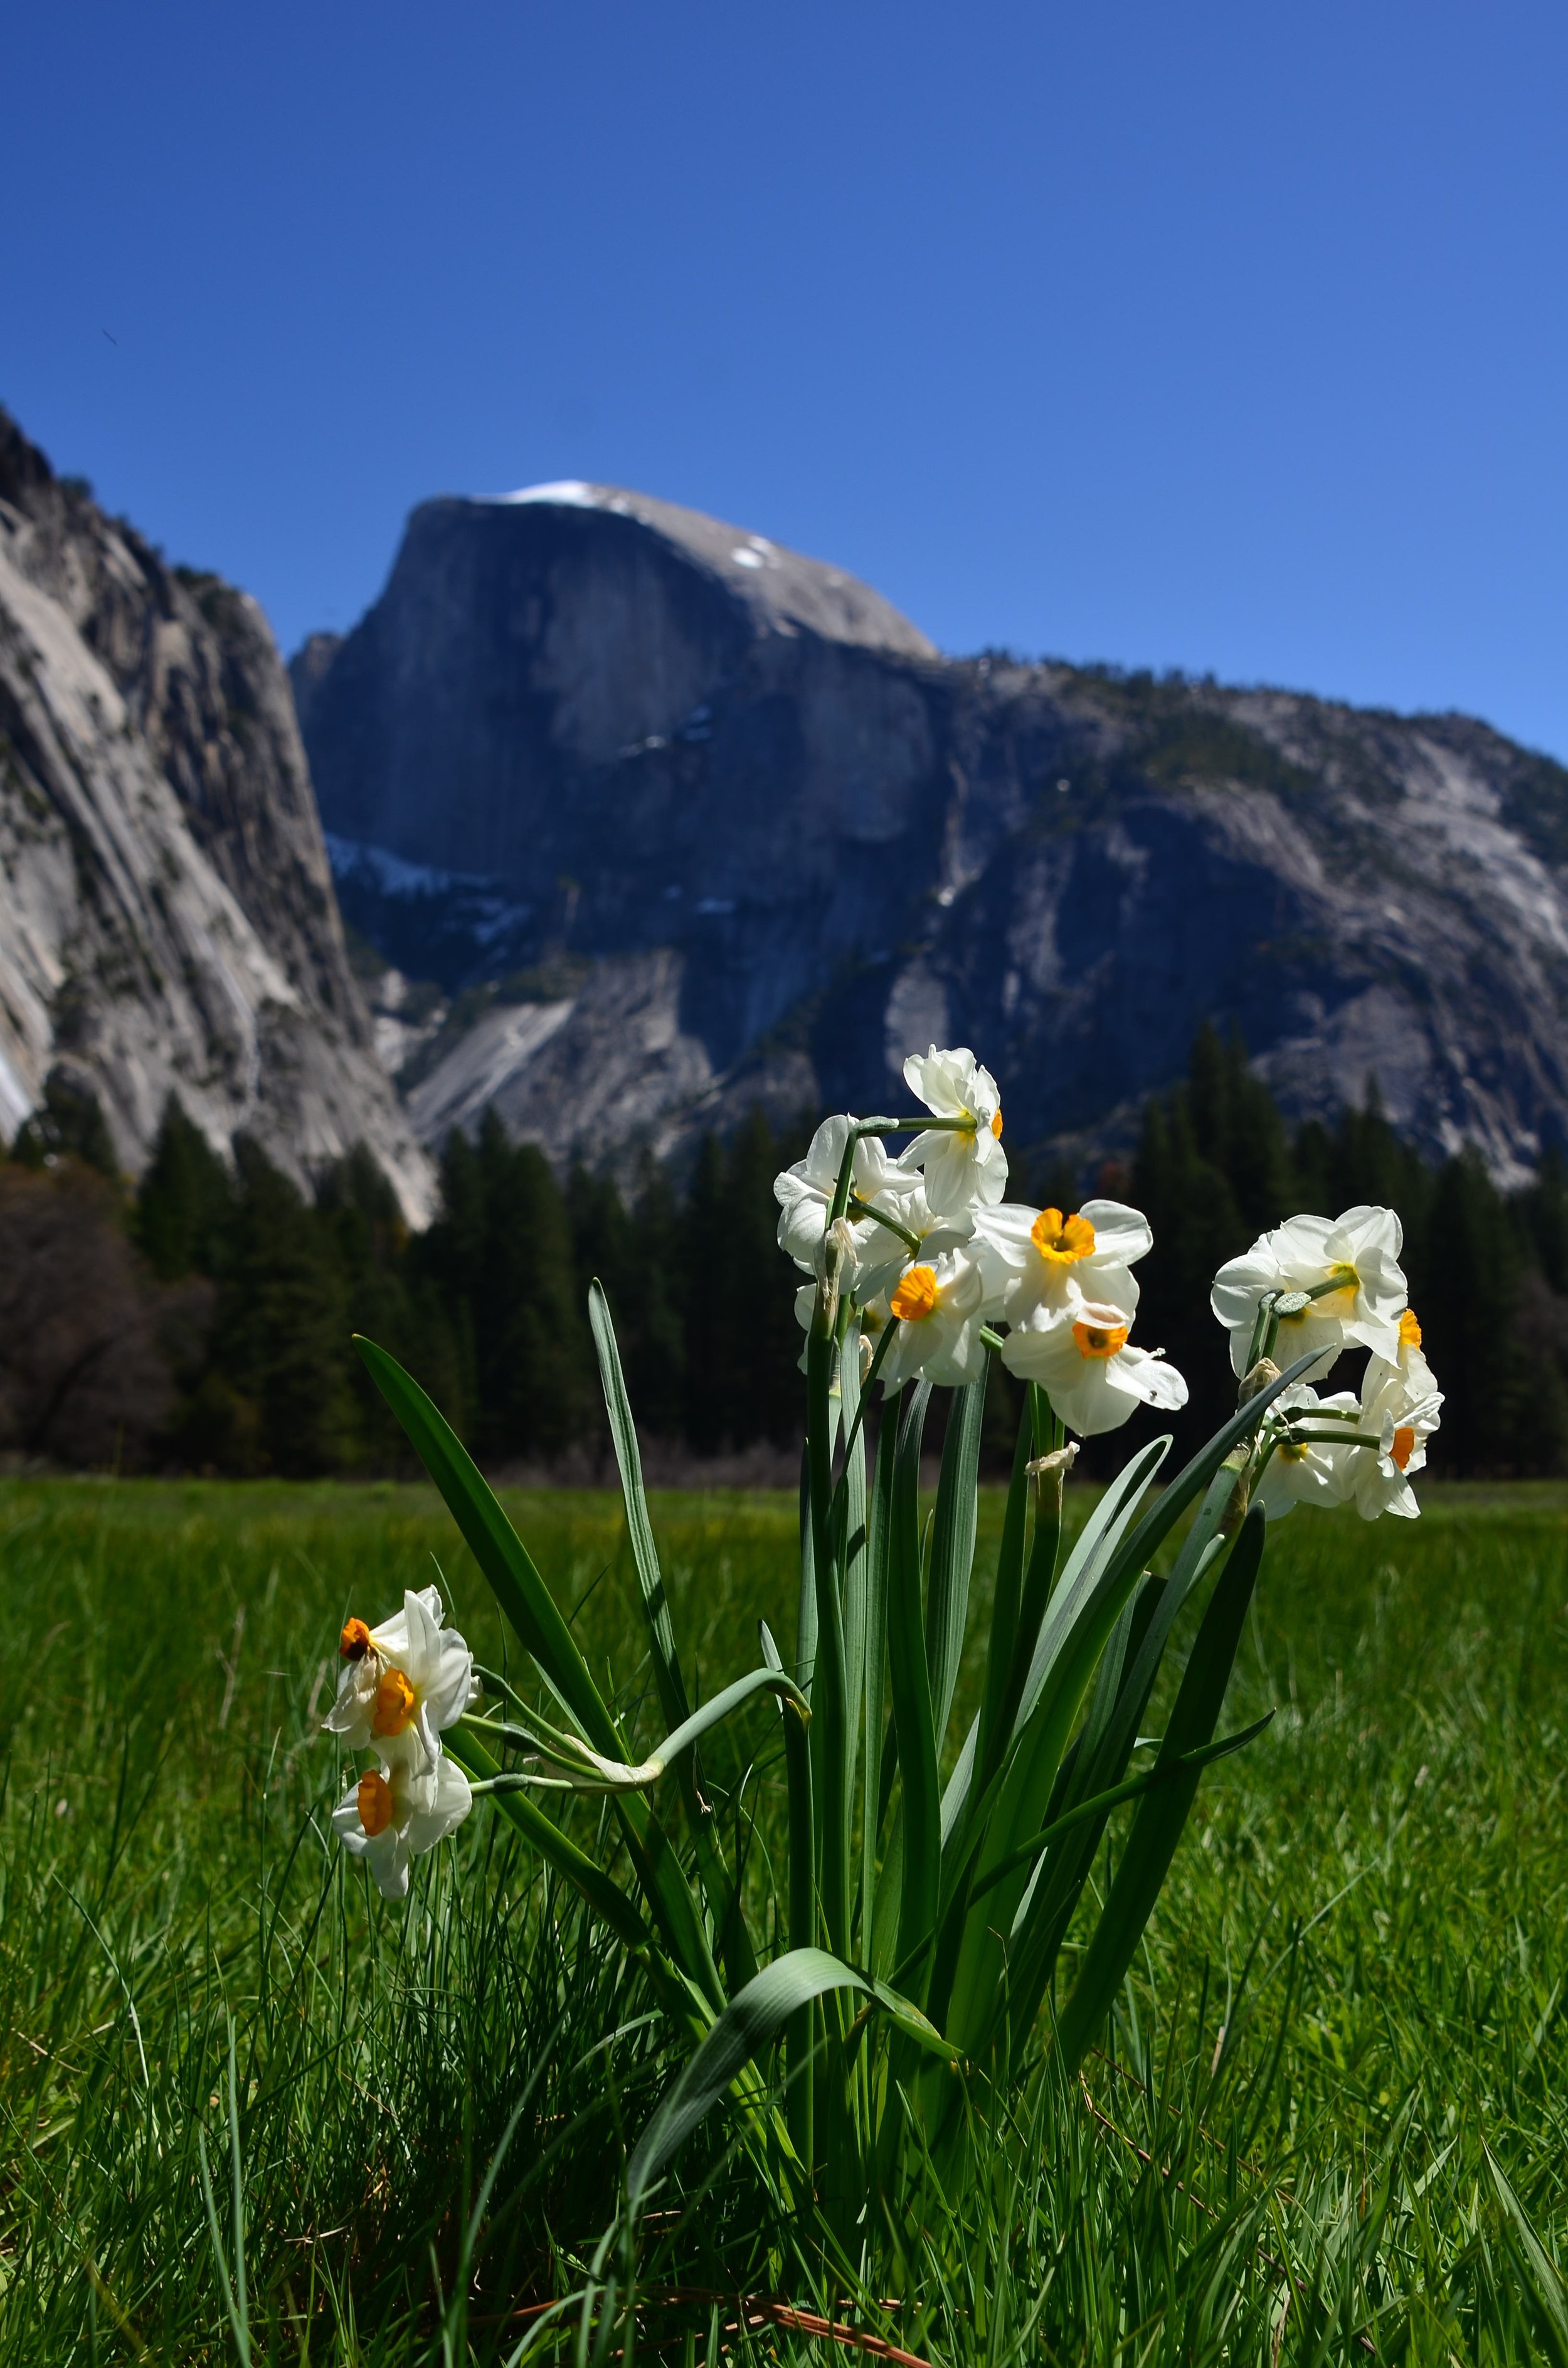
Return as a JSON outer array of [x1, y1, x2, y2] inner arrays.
[[4, 1034, 1568, 1477], [0, 1092, 812, 1476]]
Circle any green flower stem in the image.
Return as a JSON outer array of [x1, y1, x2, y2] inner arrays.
[[847, 1196, 922, 1253]]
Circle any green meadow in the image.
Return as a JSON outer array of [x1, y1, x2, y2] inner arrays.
[[2, 1476, 1565, 2363]]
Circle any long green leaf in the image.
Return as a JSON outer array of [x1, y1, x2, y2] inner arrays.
[[839, 1329, 871, 1815], [1053, 1504, 1269, 2072], [887, 1374, 940, 1985], [588, 1280, 756, 1987], [355, 1336, 617, 1754], [356, 1335, 722, 2005], [975, 1402, 1034, 1787], [861, 1381, 898, 1945], [626, 1948, 865, 2202], [946, 1354, 1318, 2056], [588, 1279, 686, 1731], [625, 1947, 951, 2205], [761, 1620, 816, 2167], [796, 1443, 818, 1696], [925, 1367, 987, 1756]]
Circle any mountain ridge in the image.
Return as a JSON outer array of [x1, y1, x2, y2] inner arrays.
[[0, 410, 434, 1218], [294, 481, 1568, 1191]]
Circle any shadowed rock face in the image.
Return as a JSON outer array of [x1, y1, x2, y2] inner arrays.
[[295, 482, 1568, 1188], [0, 411, 433, 1219]]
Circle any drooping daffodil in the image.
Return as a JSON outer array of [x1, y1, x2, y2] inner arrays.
[[1001, 1292, 1188, 1436], [331, 1751, 474, 1901], [1211, 1206, 1408, 1382], [972, 1197, 1152, 1325], [899, 1046, 1008, 1217], [1345, 1310, 1443, 1520], [325, 1586, 476, 1770]]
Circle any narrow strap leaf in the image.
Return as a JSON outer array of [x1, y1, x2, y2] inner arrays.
[[354, 1336, 619, 1757], [588, 1279, 687, 1731], [887, 1374, 939, 1983], [627, 1948, 868, 2204], [925, 1367, 987, 1756], [589, 1279, 755, 1987], [356, 1335, 721, 2005], [975, 1402, 1033, 1787], [1053, 1505, 1269, 2073]]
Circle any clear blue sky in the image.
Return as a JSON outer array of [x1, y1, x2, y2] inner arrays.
[[5, 1, 1565, 757]]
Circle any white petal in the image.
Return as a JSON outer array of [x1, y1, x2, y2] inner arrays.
[[1077, 1200, 1154, 1265], [406, 1757, 474, 1854]]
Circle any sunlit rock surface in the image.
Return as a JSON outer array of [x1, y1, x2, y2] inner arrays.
[[0, 412, 433, 1219], [293, 482, 1568, 1187]]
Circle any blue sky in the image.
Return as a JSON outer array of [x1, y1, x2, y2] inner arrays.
[[5, 1, 1565, 757]]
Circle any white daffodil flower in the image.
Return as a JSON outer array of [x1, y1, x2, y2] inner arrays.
[[332, 1752, 473, 1901], [774, 1115, 920, 1273], [874, 1250, 988, 1390], [1255, 1383, 1362, 1520], [899, 1046, 1009, 1218], [972, 1197, 1152, 1325], [1001, 1292, 1188, 1437], [324, 1586, 476, 1771], [853, 1177, 977, 1303], [1211, 1206, 1407, 1382], [1345, 1312, 1443, 1521]]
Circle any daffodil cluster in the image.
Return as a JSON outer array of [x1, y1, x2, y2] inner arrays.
[[1214, 1209, 1443, 1521], [775, 1051, 1442, 1517], [324, 1585, 477, 1898], [775, 1044, 1189, 1436]]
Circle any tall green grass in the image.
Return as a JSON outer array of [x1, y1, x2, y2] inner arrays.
[[1, 1478, 1565, 2362]]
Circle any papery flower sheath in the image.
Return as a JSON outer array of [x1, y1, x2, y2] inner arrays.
[[1002, 1292, 1187, 1436], [332, 1752, 473, 1901], [1211, 1206, 1408, 1381], [325, 1586, 476, 1770], [972, 1197, 1152, 1325], [899, 1046, 1008, 1217]]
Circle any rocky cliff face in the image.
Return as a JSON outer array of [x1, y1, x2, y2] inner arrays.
[[295, 481, 1568, 1189], [0, 412, 433, 1219]]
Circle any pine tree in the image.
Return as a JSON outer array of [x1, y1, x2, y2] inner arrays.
[[135, 1098, 236, 1280], [212, 1139, 360, 1475]]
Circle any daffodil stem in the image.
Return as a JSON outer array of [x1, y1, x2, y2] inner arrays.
[[848, 1195, 922, 1253]]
